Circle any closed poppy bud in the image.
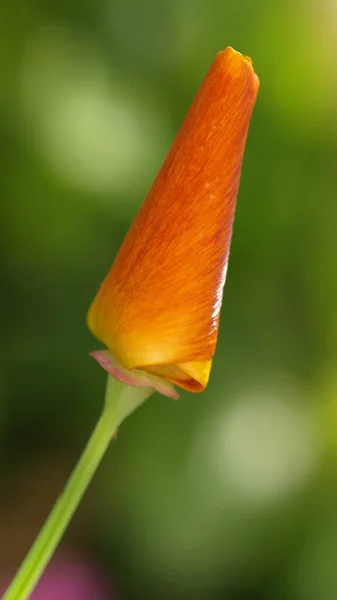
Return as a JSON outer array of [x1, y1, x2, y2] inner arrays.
[[88, 47, 259, 393]]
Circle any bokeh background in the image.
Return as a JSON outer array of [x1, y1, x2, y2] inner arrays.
[[1, 0, 337, 598]]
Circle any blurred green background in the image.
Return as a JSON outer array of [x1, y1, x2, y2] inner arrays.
[[1, 0, 337, 598]]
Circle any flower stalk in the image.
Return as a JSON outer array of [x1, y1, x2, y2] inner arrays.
[[3, 378, 153, 600]]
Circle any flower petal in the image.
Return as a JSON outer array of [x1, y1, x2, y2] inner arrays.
[[88, 47, 259, 392]]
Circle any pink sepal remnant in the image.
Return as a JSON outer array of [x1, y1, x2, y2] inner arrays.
[[90, 350, 179, 400]]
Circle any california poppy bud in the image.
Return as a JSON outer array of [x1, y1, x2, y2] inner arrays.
[[88, 47, 259, 392]]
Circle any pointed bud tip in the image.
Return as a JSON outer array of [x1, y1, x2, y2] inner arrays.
[[220, 46, 260, 91], [220, 46, 252, 66]]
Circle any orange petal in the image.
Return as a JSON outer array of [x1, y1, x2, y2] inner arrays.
[[88, 47, 259, 392]]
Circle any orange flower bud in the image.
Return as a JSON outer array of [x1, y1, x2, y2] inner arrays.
[[88, 47, 259, 393]]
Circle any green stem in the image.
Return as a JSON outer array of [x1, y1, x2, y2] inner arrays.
[[3, 376, 153, 600]]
